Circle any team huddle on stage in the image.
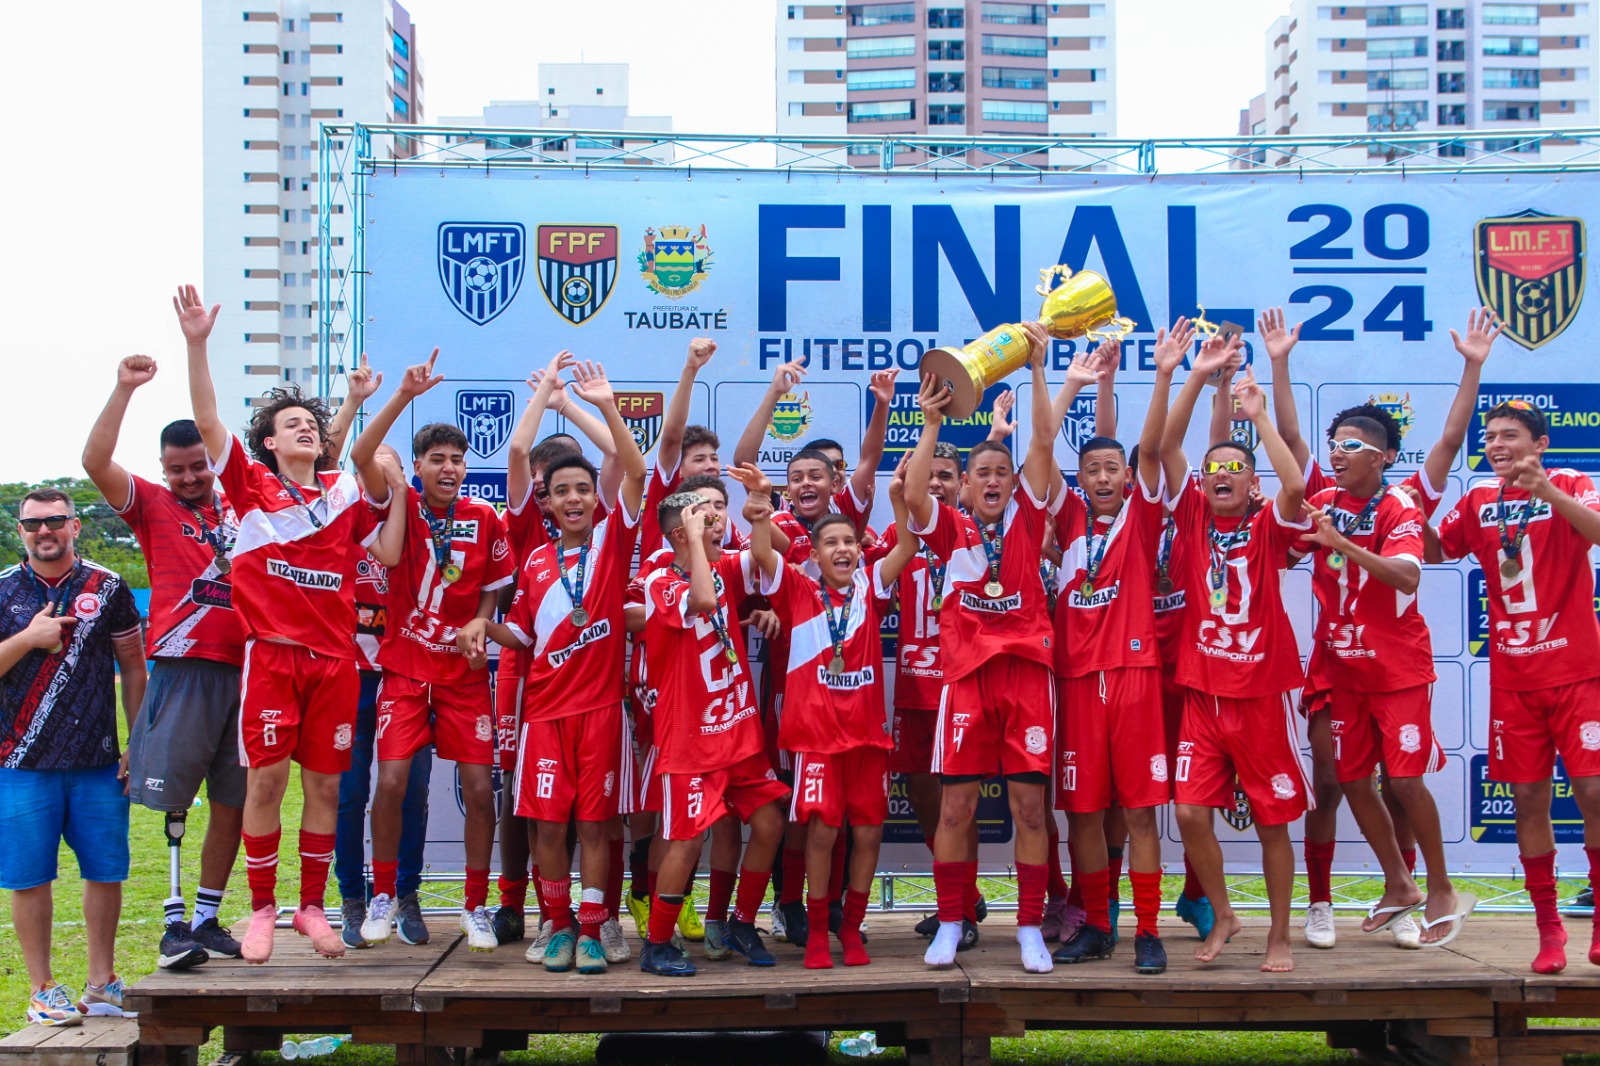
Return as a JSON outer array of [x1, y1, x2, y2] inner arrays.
[[84, 284, 1600, 982]]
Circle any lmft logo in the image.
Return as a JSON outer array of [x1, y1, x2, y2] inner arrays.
[[438, 223, 526, 325]]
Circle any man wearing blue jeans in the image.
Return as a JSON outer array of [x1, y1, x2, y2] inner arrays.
[[336, 555, 433, 947], [0, 489, 147, 1026]]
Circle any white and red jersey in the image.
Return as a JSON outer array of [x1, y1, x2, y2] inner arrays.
[[873, 525, 945, 711], [1170, 477, 1308, 699], [1152, 474, 1201, 673], [1436, 469, 1600, 689], [353, 553, 388, 672], [113, 476, 244, 665], [643, 550, 765, 774], [910, 487, 1054, 683], [212, 434, 380, 659], [1050, 477, 1164, 677], [505, 502, 640, 721], [1299, 484, 1434, 693], [625, 545, 676, 744], [765, 562, 894, 754], [638, 459, 750, 557], [378, 488, 515, 683]]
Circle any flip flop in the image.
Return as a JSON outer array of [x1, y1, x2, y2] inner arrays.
[[1361, 898, 1423, 934], [1418, 892, 1479, 949]]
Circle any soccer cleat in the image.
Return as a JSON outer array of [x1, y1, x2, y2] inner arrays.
[[77, 976, 130, 1018], [1392, 913, 1422, 950], [599, 918, 631, 963], [158, 920, 209, 971], [702, 919, 733, 961], [725, 920, 776, 966], [676, 896, 706, 941], [1052, 924, 1115, 965], [913, 913, 940, 937], [396, 892, 430, 945], [543, 927, 578, 972], [770, 901, 788, 942], [1108, 898, 1122, 943], [1174, 895, 1216, 941], [461, 906, 497, 952], [191, 916, 242, 959], [1303, 901, 1337, 949], [241, 904, 278, 964], [340, 900, 369, 950], [293, 905, 346, 958], [361, 893, 396, 946], [493, 905, 526, 945], [640, 939, 697, 977], [777, 899, 809, 947], [523, 919, 555, 964], [828, 899, 844, 935], [958, 918, 981, 952], [1563, 884, 1596, 917], [575, 934, 608, 975], [1040, 899, 1072, 943], [1133, 932, 1168, 975], [27, 984, 82, 1028], [975, 893, 989, 922], [625, 891, 651, 937]]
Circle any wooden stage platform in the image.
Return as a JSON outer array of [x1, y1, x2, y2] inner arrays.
[[122, 914, 1600, 1066]]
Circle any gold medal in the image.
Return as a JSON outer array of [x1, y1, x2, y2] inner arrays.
[[725, 646, 740, 664], [1500, 557, 1522, 581], [442, 562, 462, 583], [828, 653, 845, 676], [1209, 585, 1227, 610], [983, 580, 1004, 598], [1080, 580, 1094, 598], [930, 595, 943, 611], [1156, 576, 1174, 595], [215, 555, 232, 575], [571, 607, 590, 627], [1328, 551, 1346, 571]]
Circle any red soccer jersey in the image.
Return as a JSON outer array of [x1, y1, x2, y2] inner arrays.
[[213, 435, 379, 659], [765, 562, 894, 754], [505, 481, 554, 565], [114, 476, 244, 665], [505, 503, 640, 721], [910, 487, 1054, 684], [1300, 484, 1434, 692], [353, 553, 388, 672], [1170, 478, 1308, 699], [1051, 478, 1164, 677], [1152, 474, 1200, 671], [1436, 469, 1600, 689], [873, 525, 946, 711], [378, 488, 516, 683], [643, 550, 765, 774], [639, 459, 749, 556], [626, 546, 676, 739]]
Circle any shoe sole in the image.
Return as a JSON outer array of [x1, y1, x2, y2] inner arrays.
[[1305, 936, 1337, 949], [1135, 962, 1168, 975], [363, 931, 393, 945], [640, 964, 697, 977], [1055, 948, 1115, 965], [78, 1003, 131, 1018], [158, 949, 209, 970], [468, 943, 497, 953], [30, 1015, 82, 1028], [398, 928, 429, 946], [704, 949, 732, 961]]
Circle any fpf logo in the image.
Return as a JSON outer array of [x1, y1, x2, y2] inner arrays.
[[537, 225, 619, 325], [616, 391, 666, 453]]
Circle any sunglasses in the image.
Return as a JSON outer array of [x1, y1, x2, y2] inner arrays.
[[1202, 460, 1250, 474], [1330, 438, 1385, 456], [19, 515, 71, 532]]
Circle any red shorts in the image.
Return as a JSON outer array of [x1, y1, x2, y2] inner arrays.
[[1330, 685, 1443, 784], [934, 656, 1055, 778], [515, 705, 635, 822], [890, 708, 937, 775], [240, 640, 359, 774], [636, 744, 663, 814], [1056, 666, 1168, 812], [660, 753, 791, 842], [1161, 671, 1186, 779], [1300, 686, 1332, 719], [376, 672, 494, 765], [790, 748, 891, 827], [494, 651, 523, 772], [1174, 689, 1311, 827], [1489, 678, 1600, 783]]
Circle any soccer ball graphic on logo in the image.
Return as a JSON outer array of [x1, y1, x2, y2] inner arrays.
[[464, 256, 500, 293]]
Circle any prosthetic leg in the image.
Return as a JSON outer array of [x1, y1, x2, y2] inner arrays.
[[158, 811, 209, 970]]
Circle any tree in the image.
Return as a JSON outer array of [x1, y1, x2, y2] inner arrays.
[[1, 477, 149, 588]]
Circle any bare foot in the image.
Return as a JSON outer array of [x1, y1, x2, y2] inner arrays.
[[1195, 912, 1242, 963], [1262, 935, 1294, 973], [1419, 888, 1459, 945], [1360, 884, 1423, 933]]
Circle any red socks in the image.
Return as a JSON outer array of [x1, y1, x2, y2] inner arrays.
[[576, 898, 607, 941], [538, 877, 574, 932], [1081, 865, 1111, 934], [1305, 839, 1336, 906], [1130, 870, 1162, 937], [1106, 847, 1124, 905], [706, 868, 736, 923], [1524, 851, 1567, 974], [1587, 847, 1600, 966], [780, 848, 806, 904], [605, 839, 625, 920], [733, 866, 772, 924], [298, 830, 335, 910], [933, 861, 973, 924], [648, 894, 683, 944], [1015, 863, 1046, 927], [1181, 850, 1205, 902], [498, 874, 529, 910], [372, 860, 399, 900], [463, 867, 489, 913], [244, 828, 281, 911], [1400, 846, 1418, 877], [804, 897, 833, 969], [839, 888, 871, 966]]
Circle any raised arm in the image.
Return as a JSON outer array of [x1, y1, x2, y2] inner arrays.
[[904, 373, 953, 531], [174, 285, 226, 461], [1299, 504, 1420, 595], [324, 353, 383, 463], [1235, 367, 1304, 518], [680, 502, 722, 613], [879, 455, 921, 585], [83, 356, 159, 512], [734, 360, 807, 468], [507, 350, 574, 509], [1258, 307, 1308, 471], [1516, 458, 1600, 548], [551, 377, 622, 504], [1094, 342, 1119, 439], [569, 360, 647, 517], [986, 388, 1016, 444], [366, 454, 410, 568], [1425, 308, 1503, 491], [1045, 346, 1111, 499], [1141, 323, 1193, 497], [1021, 321, 1059, 503], [728, 464, 781, 581], [350, 348, 443, 507], [1207, 348, 1243, 447], [1161, 329, 1238, 495], [853, 368, 899, 506], [657, 338, 717, 474]]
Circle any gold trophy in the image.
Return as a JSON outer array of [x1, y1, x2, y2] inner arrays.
[[919, 265, 1136, 419]]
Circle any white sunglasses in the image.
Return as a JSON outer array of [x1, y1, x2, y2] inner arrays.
[[1330, 439, 1385, 456]]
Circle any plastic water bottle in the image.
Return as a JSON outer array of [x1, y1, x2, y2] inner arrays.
[[280, 1037, 344, 1059], [839, 1032, 882, 1057]]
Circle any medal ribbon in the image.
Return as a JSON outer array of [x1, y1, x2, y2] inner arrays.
[[27, 560, 85, 619], [923, 546, 947, 610], [821, 580, 854, 665], [977, 516, 1004, 591], [558, 531, 592, 617], [1328, 490, 1383, 541], [1083, 505, 1111, 589], [277, 476, 325, 530], [671, 563, 739, 663], [1206, 516, 1247, 596], [184, 497, 233, 562], [421, 500, 456, 575], [1156, 517, 1177, 587], [1495, 481, 1535, 561]]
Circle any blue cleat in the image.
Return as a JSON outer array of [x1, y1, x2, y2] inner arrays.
[[1175, 894, 1216, 940]]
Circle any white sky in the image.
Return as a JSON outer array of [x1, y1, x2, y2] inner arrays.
[[0, 0, 1287, 483]]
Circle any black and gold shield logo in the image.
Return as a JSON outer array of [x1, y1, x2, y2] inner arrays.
[[536, 225, 619, 326], [1222, 780, 1254, 832], [1475, 209, 1585, 350]]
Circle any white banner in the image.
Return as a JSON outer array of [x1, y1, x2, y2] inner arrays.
[[365, 166, 1596, 876]]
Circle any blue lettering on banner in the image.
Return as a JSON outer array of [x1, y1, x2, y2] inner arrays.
[[1469, 384, 1600, 472], [1468, 568, 1488, 658], [873, 380, 1008, 472], [884, 773, 1014, 845], [1471, 754, 1583, 843]]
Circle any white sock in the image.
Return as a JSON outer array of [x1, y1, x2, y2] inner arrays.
[[1018, 925, 1053, 974], [924, 921, 963, 967]]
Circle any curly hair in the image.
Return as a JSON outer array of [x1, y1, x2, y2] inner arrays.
[[246, 386, 332, 474], [1326, 403, 1402, 454]]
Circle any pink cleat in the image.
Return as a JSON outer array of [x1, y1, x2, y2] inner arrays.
[[241, 905, 278, 964], [293, 905, 346, 958]]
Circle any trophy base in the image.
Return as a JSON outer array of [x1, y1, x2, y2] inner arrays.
[[919, 347, 982, 420]]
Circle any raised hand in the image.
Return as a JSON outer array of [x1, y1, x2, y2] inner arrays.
[[399, 347, 444, 397], [1509, 454, 1552, 498], [887, 452, 910, 502], [1298, 502, 1342, 549], [528, 367, 572, 412], [869, 367, 901, 406], [1232, 366, 1267, 422], [1096, 338, 1122, 385], [569, 359, 615, 407], [917, 371, 953, 424], [1153, 317, 1195, 375], [347, 352, 383, 404], [1214, 348, 1245, 388], [1257, 307, 1301, 363], [1065, 350, 1103, 389], [990, 388, 1016, 438], [686, 337, 717, 371], [726, 461, 774, 500], [768, 359, 807, 395], [1021, 320, 1050, 369], [1194, 332, 1243, 379], [21, 603, 76, 652], [1451, 307, 1504, 366], [118, 354, 158, 389], [172, 284, 220, 345]]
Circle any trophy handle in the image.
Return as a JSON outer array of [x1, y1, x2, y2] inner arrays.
[[1084, 317, 1137, 344]]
